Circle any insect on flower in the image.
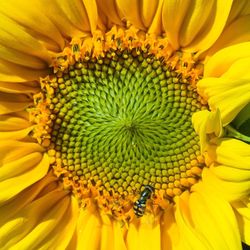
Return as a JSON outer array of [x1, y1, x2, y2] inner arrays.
[[134, 185, 154, 217]]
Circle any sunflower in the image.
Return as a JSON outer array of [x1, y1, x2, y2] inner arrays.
[[1, 0, 250, 249]]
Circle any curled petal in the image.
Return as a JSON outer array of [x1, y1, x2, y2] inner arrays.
[[192, 109, 222, 153]]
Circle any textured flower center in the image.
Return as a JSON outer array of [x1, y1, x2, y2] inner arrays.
[[31, 27, 207, 220]]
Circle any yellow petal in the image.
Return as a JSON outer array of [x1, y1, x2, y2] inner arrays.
[[0, 13, 51, 65], [241, 1, 250, 15], [0, 44, 47, 69], [206, 15, 250, 57], [0, 153, 50, 204], [35, 0, 97, 38], [199, 79, 250, 125], [82, 0, 99, 33], [207, 138, 250, 170], [116, 0, 163, 34], [36, 196, 79, 250], [76, 207, 102, 250], [126, 220, 140, 250], [0, 82, 39, 94], [137, 214, 161, 250], [0, 115, 30, 132], [192, 109, 222, 152], [96, 0, 124, 27], [204, 42, 250, 77], [145, 0, 163, 35], [1, 191, 69, 249], [0, 127, 33, 141], [174, 192, 211, 249], [161, 206, 180, 249], [183, 0, 233, 53], [163, 0, 235, 52], [0, 173, 57, 226], [0, 140, 44, 174], [179, 0, 215, 47], [0, 152, 43, 182], [222, 57, 250, 79], [141, 0, 160, 27], [198, 56, 250, 125], [0, 92, 31, 115], [232, 197, 250, 219], [227, 0, 250, 24], [0, 58, 49, 82], [100, 214, 114, 250], [116, 0, 144, 30], [0, 140, 43, 165], [69, 209, 127, 250], [197, 168, 250, 201], [162, 0, 192, 49], [113, 220, 127, 250], [0, 0, 65, 52], [0, 14, 50, 81], [210, 164, 250, 182], [61, 0, 97, 33], [232, 197, 250, 245], [189, 190, 241, 250]]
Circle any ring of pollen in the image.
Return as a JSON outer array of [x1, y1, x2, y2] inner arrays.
[[30, 26, 208, 220]]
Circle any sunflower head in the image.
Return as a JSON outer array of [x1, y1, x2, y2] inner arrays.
[[1, 0, 250, 249]]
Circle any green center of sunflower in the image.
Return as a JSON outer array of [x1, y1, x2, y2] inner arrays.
[[32, 28, 207, 219]]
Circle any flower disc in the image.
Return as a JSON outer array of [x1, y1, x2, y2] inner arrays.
[[31, 28, 207, 219]]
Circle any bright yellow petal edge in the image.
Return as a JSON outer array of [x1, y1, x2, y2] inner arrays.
[[0, 0, 250, 249], [192, 109, 250, 247]]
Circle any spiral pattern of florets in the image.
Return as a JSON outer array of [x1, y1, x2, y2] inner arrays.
[[45, 49, 205, 195], [30, 29, 207, 218]]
